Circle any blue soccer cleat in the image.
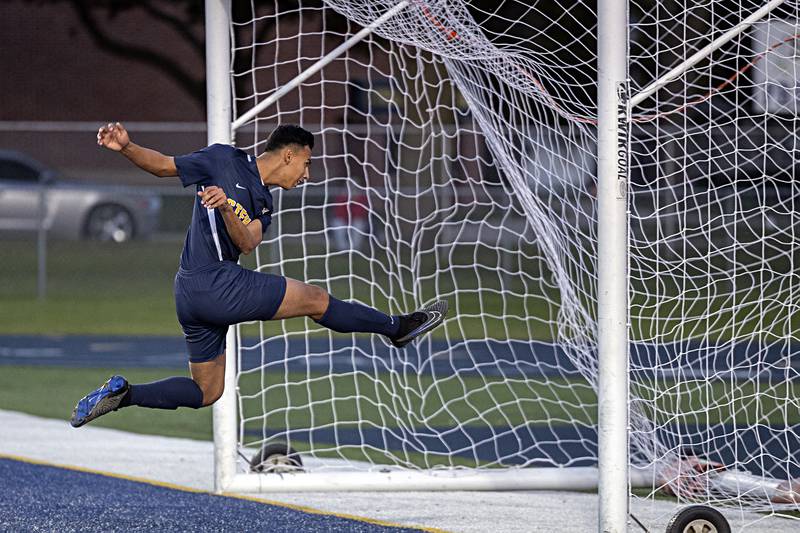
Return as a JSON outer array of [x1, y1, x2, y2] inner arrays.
[[70, 375, 129, 428], [390, 300, 448, 348]]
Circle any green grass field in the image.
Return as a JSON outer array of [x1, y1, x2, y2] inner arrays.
[[0, 366, 212, 441], [2, 236, 798, 468], [0, 240, 183, 335], [3, 236, 797, 344], [2, 230, 798, 515], [2, 364, 796, 446], [0, 238, 559, 339]]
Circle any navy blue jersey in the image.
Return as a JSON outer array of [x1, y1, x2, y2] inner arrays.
[[174, 144, 274, 269]]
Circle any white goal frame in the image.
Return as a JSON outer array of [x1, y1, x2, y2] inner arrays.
[[205, 1, 789, 531]]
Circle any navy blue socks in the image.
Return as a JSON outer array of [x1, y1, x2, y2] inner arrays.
[[316, 296, 401, 337], [120, 377, 204, 410]]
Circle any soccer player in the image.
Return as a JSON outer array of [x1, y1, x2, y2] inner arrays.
[[70, 122, 448, 427]]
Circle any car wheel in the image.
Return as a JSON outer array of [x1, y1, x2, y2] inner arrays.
[[84, 204, 136, 242]]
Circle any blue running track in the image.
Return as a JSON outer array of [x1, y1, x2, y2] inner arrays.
[[2, 334, 796, 381], [0, 457, 428, 533]]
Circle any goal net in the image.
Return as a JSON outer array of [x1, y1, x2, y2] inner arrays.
[[219, 0, 799, 518], [627, 0, 800, 517]]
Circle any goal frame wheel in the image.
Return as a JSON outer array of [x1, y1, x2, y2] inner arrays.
[[249, 443, 304, 474], [665, 505, 731, 533]]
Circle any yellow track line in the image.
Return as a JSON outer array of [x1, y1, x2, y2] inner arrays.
[[0, 452, 448, 533]]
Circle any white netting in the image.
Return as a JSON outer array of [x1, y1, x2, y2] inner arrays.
[[627, 0, 800, 517], [228, 0, 799, 520]]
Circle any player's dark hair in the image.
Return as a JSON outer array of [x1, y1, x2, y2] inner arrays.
[[264, 125, 314, 152]]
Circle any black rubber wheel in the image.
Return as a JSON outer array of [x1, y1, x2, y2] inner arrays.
[[249, 443, 304, 473], [665, 505, 731, 533], [84, 204, 135, 242]]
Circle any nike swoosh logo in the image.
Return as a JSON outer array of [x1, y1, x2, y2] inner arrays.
[[408, 311, 442, 337], [235, 183, 246, 190], [426, 311, 442, 324]]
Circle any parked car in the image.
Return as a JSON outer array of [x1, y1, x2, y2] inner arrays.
[[0, 150, 161, 242]]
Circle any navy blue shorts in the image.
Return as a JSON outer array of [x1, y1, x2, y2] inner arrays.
[[174, 261, 287, 363]]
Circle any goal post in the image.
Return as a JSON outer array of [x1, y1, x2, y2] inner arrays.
[[208, 0, 800, 528], [597, 1, 629, 531], [204, 0, 236, 494]]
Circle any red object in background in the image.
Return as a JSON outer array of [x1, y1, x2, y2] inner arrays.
[[333, 193, 368, 221]]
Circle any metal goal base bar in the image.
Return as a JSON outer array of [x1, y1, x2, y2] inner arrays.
[[221, 466, 655, 493]]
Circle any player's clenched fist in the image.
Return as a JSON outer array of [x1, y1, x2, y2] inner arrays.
[[97, 122, 130, 152], [198, 186, 230, 210]]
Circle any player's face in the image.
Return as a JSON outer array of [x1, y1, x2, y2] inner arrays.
[[281, 146, 312, 190]]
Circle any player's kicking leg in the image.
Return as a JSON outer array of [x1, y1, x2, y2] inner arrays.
[[272, 278, 448, 347], [70, 353, 224, 428], [70, 276, 448, 427]]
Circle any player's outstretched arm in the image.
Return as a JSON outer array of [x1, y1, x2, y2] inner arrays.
[[198, 186, 262, 254], [97, 122, 178, 178]]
